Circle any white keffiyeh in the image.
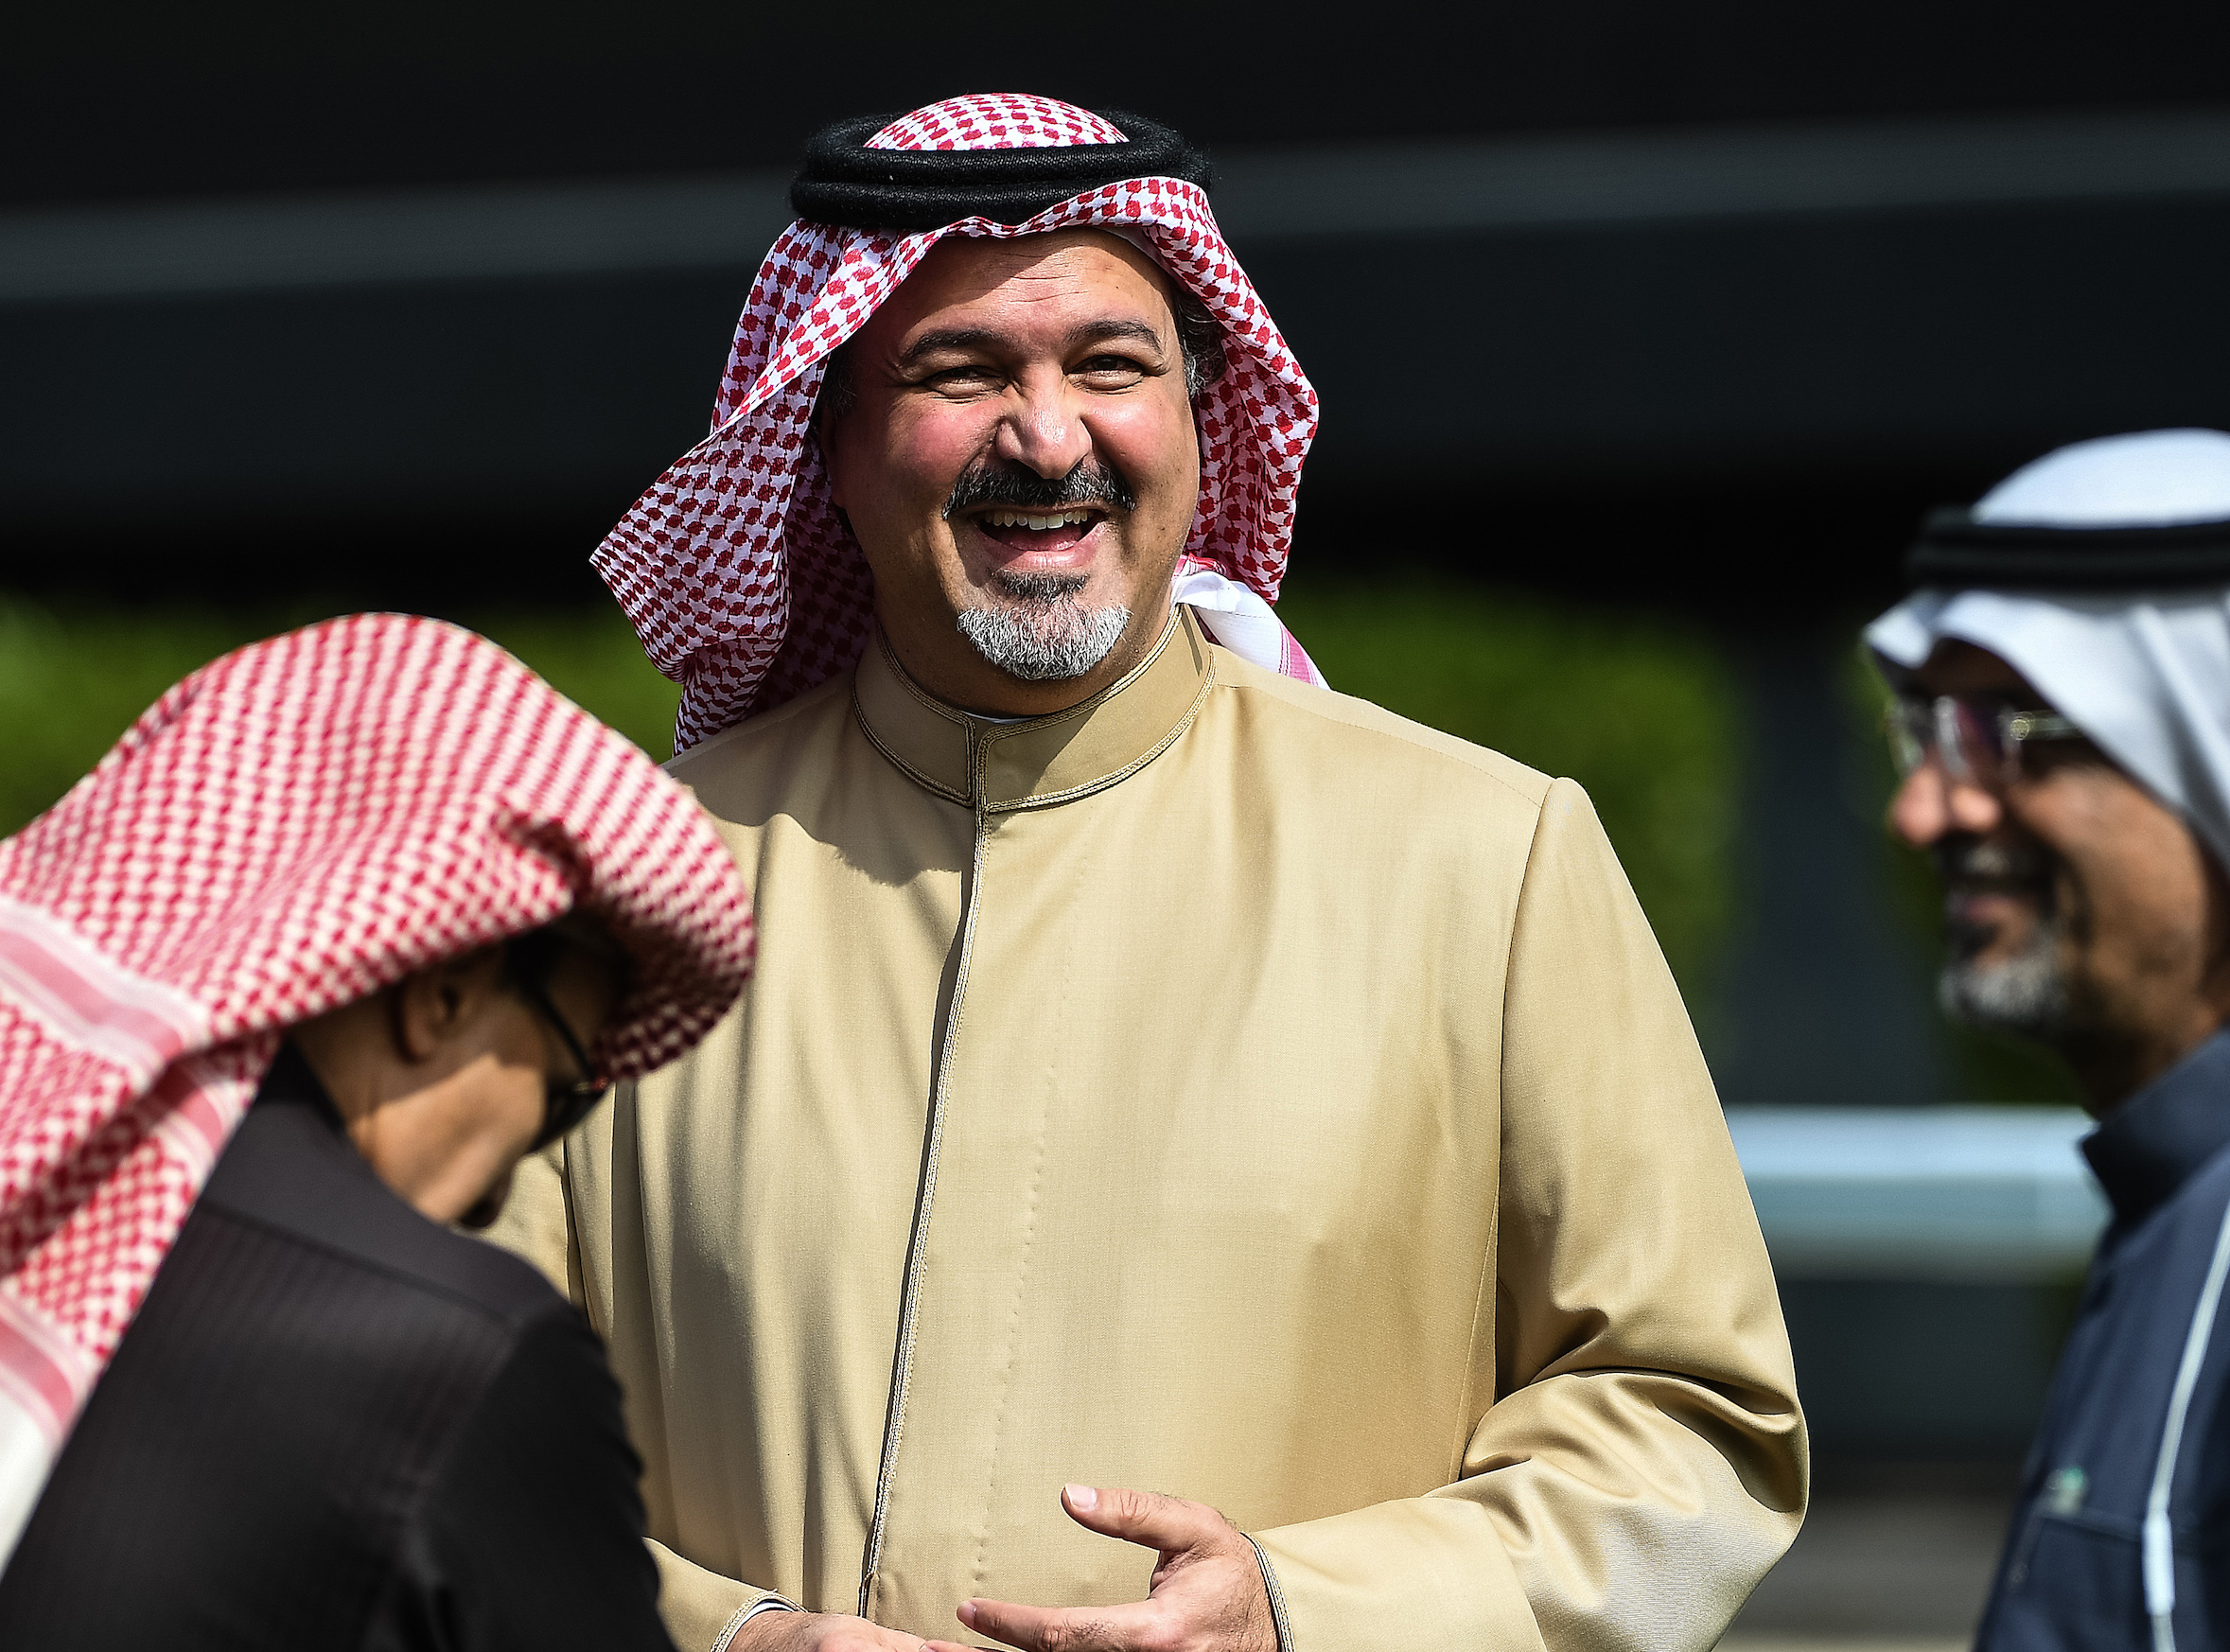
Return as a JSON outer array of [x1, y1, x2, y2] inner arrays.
[[1868, 429, 2230, 871]]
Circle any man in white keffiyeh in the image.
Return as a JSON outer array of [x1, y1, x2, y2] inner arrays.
[[494, 92, 1804, 1652], [1869, 431, 2230, 1650]]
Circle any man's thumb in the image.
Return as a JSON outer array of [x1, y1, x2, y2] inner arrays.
[[1061, 1484, 1216, 1550]]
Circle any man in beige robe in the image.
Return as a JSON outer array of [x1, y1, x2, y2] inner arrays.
[[493, 93, 1805, 1652]]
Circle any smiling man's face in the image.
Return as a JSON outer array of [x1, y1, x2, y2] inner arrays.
[[820, 229, 1202, 715], [1887, 640, 2230, 1109]]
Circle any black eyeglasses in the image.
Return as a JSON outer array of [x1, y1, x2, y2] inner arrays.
[[508, 969, 608, 1150]]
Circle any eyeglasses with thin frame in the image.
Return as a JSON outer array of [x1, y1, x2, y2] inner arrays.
[[1885, 694, 2087, 788], [508, 969, 608, 1150]]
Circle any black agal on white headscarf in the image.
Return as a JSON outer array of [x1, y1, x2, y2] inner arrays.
[[1868, 428, 2230, 871]]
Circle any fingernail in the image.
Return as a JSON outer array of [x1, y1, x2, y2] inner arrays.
[[1065, 1483, 1098, 1511], [957, 1602, 977, 1627]]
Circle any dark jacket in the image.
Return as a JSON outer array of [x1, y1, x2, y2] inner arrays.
[[1976, 1028, 2230, 1650], [0, 1046, 676, 1652]]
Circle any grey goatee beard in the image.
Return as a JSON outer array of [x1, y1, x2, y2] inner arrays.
[[956, 571, 1132, 683], [1937, 836, 2070, 1041]]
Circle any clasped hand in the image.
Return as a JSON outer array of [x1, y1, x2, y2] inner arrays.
[[733, 1485, 1273, 1652]]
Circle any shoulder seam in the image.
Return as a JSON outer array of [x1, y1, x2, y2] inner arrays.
[[1208, 667, 1552, 809], [665, 673, 852, 773]]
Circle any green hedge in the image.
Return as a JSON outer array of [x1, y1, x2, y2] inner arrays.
[[0, 584, 1738, 998], [0, 597, 679, 845]]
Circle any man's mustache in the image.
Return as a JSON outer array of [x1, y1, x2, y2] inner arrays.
[[942, 457, 1138, 519], [1935, 834, 2054, 889], [1937, 832, 2059, 961]]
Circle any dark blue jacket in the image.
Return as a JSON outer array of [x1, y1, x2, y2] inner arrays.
[[1976, 1029, 2230, 1650]]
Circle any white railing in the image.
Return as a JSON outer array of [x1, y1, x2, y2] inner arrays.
[[1726, 1106, 2108, 1282]]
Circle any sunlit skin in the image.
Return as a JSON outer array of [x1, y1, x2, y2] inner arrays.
[[288, 944, 619, 1226], [1888, 640, 2230, 1113], [937, 1487, 1273, 1652], [746, 242, 1270, 1652], [821, 229, 1202, 718], [732, 1485, 1270, 1652]]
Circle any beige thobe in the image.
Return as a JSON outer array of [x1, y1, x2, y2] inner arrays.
[[492, 607, 1805, 1652]]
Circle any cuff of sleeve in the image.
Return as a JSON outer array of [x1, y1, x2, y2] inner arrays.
[[1250, 1498, 1544, 1652], [711, 1592, 803, 1652], [1242, 1534, 1294, 1652]]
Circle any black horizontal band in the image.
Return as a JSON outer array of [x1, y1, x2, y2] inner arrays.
[[1906, 505, 2230, 589], [790, 109, 1214, 231]]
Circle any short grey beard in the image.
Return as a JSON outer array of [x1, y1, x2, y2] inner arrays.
[[1936, 836, 2071, 1041], [1940, 922, 2070, 1040], [955, 573, 1132, 682]]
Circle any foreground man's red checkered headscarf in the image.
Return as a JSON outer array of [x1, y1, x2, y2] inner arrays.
[[595, 93, 1324, 750], [0, 614, 756, 1561]]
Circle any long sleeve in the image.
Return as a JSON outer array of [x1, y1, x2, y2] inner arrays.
[[486, 1143, 793, 1652], [397, 1309, 679, 1652], [1248, 777, 1807, 1652], [647, 1541, 800, 1651]]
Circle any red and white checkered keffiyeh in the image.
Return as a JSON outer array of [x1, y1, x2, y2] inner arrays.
[[593, 92, 1325, 751], [0, 613, 756, 1561]]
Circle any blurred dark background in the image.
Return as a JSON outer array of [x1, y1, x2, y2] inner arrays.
[[8, 7, 2229, 1639], [9, 0, 2230, 612]]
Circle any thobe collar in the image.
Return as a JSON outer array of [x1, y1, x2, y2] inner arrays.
[[853, 606, 1214, 812], [2081, 1027, 2230, 1225]]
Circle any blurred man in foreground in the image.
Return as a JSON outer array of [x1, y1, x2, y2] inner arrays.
[[0, 614, 756, 1650], [497, 92, 1804, 1652], [1871, 429, 2230, 1649]]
